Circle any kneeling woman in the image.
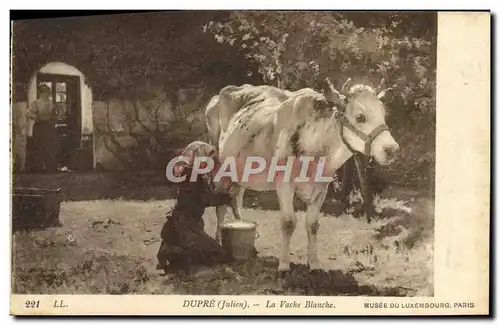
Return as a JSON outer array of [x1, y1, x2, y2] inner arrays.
[[156, 141, 232, 273]]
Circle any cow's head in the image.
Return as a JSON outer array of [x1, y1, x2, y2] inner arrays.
[[323, 77, 400, 166]]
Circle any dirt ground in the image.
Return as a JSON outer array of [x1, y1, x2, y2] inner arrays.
[[12, 183, 434, 296]]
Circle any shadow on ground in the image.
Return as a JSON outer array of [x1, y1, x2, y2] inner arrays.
[[13, 250, 411, 296], [165, 256, 413, 296]]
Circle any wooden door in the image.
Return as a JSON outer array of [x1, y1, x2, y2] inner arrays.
[[37, 73, 82, 169]]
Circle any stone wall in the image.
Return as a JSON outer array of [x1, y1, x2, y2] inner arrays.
[[12, 102, 28, 172], [11, 87, 211, 172], [94, 100, 200, 170]]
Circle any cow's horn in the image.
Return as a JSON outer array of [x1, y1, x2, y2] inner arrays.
[[323, 78, 344, 103], [341, 77, 352, 94]]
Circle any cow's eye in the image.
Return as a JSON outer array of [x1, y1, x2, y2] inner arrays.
[[356, 114, 366, 124]]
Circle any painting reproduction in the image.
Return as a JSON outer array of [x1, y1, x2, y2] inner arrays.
[[9, 10, 490, 316]]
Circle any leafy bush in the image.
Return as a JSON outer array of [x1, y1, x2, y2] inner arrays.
[[205, 12, 436, 189]]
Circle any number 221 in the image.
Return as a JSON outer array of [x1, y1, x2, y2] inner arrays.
[[25, 300, 40, 308]]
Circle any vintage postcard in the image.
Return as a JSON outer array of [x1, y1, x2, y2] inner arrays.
[[9, 10, 490, 316]]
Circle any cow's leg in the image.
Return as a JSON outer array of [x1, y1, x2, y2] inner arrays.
[[229, 185, 245, 220], [305, 188, 328, 270], [215, 205, 227, 243], [276, 184, 296, 272]]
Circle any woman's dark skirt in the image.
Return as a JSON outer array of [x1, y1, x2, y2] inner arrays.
[[27, 120, 58, 173], [156, 206, 232, 273]]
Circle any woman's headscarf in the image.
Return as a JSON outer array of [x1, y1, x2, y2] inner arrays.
[[172, 141, 218, 187]]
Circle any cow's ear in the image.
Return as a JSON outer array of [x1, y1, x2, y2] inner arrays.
[[323, 77, 347, 105], [340, 77, 352, 94]]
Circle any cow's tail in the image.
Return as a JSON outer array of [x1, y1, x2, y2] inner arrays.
[[205, 94, 221, 149]]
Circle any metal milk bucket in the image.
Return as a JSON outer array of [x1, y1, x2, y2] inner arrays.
[[221, 221, 259, 260]]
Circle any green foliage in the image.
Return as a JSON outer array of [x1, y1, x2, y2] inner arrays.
[[205, 12, 436, 188], [204, 12, 436, 112], [12, 12, 259, 101]]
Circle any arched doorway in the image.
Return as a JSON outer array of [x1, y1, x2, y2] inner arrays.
[[26, 62, 95, 172]]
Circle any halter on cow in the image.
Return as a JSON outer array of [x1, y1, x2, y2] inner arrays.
[[325, 77, 395, 159]]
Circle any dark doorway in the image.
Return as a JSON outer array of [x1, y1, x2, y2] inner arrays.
[[37, 73, 81, 170]]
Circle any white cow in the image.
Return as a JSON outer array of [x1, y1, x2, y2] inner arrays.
[[205, 78, 400, 272]]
